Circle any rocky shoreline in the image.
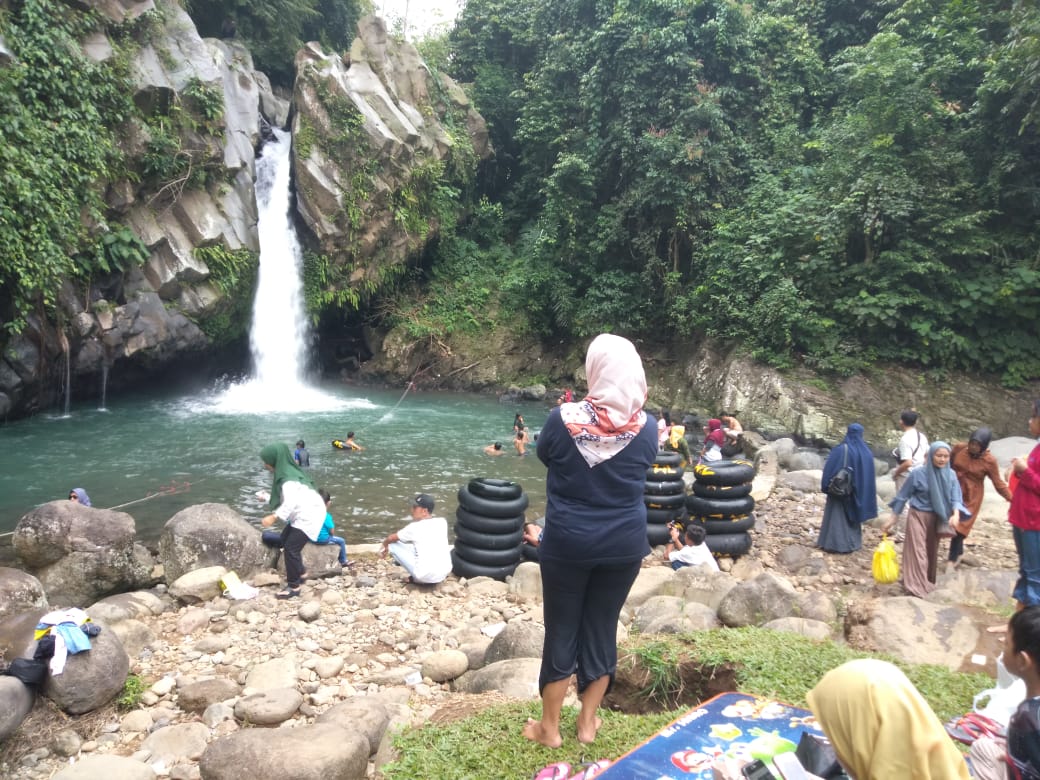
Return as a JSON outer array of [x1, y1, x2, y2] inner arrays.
[[0, 439, 1027, 779]]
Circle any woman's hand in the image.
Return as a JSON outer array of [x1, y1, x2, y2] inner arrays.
[[260, 514, 275, 528], [1013, 456, 1028, 475], [880, 514, 897, 534]]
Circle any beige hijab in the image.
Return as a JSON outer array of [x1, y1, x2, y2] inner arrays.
[[560, 333, 647, 466], [806, 659, 969, 780]]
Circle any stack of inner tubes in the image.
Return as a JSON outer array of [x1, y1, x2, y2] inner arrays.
[[688, 459, 756, 558], [644, 451, 686, 547], [453, 478, 528, 581]]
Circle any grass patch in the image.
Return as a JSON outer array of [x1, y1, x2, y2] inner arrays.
[[117, 673, 146, 710], [383, 628, 993, 779], [382, 700, 680, 779]]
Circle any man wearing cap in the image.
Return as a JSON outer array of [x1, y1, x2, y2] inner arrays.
[[379, 494, 452, 584]]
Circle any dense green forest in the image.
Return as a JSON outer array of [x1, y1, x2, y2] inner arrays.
[[2, 0, 1038, 386], [411, 0, 1040, 385]]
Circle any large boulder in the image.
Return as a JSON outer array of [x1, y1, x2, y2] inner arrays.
[[43, 622, 130, 714], [453, 658, 541, 699], [159, 504, 268, 583], [483, 621, 544, 665], [716, 572, 800, 627], [199, 722, 369, 780], [0, 676, 34, 742], [845, 596, 979, 670], [316, 697, 390, 755], [13, 501, 150, 605], [0, 566, 48, 622], [52, 755, 156, 780]]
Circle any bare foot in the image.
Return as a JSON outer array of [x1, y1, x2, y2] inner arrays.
[[576, 715, 603, 744], [523, 718, 562, 749]]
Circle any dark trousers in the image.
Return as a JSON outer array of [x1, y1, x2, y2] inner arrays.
[[538, 557, 642, 693], [282, 526, 309, 589], [949, 531, 966, 561]]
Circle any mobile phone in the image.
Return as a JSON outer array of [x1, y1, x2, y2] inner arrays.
[[741, 759, 775, 780], [773, 752, 813, 780]]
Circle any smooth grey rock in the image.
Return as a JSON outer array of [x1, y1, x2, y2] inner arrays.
[[507, 561, 541, 600], [763, 617, 834, 641], [297, 601, 321, 622], [0, 566, 48, 622], [52, 728, 83, 756], [140, 722, 210, 765], [109, 618, 156, 658], [671, 567, 737, 611], [202, 702, 235, 728], [316, 697, 391, 754], [796, 591, 838, 624], [777, 470, 824, 493], [200, 722, 368, 780], [623, 567, 675, 609], [120, 709, 155, 733], [0, 675, 34, 742], [169, 566, 228, 604], [421, 649, 469, 682], [716, 572, 799, 628], [52, 754, 156, 780], [234, 687, 302, 725], [89, 591, 166, 622], [13, 502, 149, 605], [244, 657, 296, 693], [484, 621, 544, 665], [634, 596, 719, 634], [459, 638, 492, 671], [275, 543, 341, 581], [846, 596, 979, 670], [44, 623, 129, 714], [177, 678, 240, 714], [453, 658, 541, 699], [313, 657, 344, 679], [159, 505, 268, 583]]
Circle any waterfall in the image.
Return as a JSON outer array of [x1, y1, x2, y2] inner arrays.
[[205, 127, 347, 414], [99, 360, 109, 412], [250, 128, 310, 390], [58, 329, 71, 417]]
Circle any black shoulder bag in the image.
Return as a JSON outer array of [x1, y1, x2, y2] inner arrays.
[[826, 444, 855, 499]]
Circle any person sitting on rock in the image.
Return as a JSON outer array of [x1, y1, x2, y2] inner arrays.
[[664, 523, 718, 571], [315, 488, 348, 568], [379, 493, 451, 584]]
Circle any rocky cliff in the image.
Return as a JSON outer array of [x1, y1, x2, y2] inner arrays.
[[0, 5, 489, 420]]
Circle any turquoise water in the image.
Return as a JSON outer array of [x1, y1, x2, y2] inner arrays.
[[0, 382, 550, 546]]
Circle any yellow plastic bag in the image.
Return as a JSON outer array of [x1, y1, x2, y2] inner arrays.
[[872, 535, 899, 584]]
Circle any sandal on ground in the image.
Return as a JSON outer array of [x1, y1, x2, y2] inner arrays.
[[275, 588, 300, 600], [945, 713, 1006, 744], [532, 762, 571, 780], [569, 760, 612, 779]]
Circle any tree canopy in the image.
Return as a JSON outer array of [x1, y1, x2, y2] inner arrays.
[[437, 0, 1040, 384]]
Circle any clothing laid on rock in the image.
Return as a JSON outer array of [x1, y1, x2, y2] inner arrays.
[[807, 658, 970, 780], [1010, 439, 1040, 607], [389, 515, 451, 583], [817, 424, 878, 554], [34, 608, 97, 675], [889, 442, 970, 598]]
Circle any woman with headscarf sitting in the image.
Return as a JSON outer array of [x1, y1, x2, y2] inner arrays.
[[949, 427, 1013, 569], [259, 443, 326, 599], [883, 441, 970, 598], [817, 423, 878, 554], [663, 424, 693, 468], [700, 419, 726, 464], [807, 658, 970, 779], [523, 334, 658, 749]]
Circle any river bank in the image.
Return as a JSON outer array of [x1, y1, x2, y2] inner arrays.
[[0, 473, 1021, 778]]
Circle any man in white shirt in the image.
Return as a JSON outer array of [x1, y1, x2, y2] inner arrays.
[[380, 494, 452, 584], [888, 410, 929, 537]]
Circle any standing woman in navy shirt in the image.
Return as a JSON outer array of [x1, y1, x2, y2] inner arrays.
[[523, 334, 658, 748]]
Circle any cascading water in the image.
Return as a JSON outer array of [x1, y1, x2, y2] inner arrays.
[[207, 127, 347, 414]]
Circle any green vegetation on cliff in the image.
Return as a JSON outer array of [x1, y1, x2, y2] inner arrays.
[[0, 0, 137, 333], [433, 0, 1040, 385]]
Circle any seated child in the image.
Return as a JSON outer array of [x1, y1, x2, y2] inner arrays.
[[665, 523, 719, 572], [970, 605, 1040, 780], [315, 488, 348, 567]]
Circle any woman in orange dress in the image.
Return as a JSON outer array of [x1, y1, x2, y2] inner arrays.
[[949, 427, 1012, 567]]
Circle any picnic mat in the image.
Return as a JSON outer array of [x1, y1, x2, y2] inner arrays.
[[596, 691, 823, 778]]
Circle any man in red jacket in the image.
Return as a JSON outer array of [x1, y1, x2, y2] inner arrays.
[[1010, 399, 1040, 609]]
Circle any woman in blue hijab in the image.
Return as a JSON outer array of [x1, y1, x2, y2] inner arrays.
[[888, 441, 970, 598], [818, 423, 878, 553]]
